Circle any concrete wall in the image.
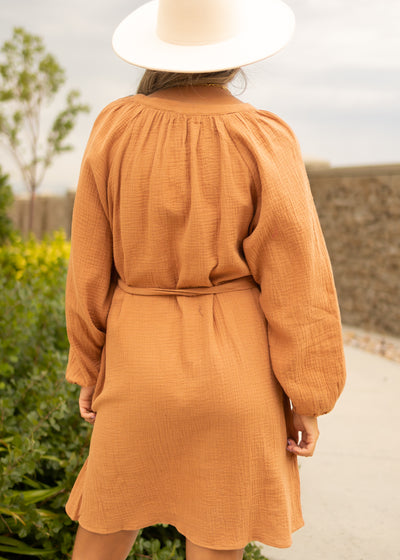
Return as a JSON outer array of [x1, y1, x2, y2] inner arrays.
[[7, 163, 400, 338]]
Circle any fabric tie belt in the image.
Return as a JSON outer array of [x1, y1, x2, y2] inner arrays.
[[117, 275, 259, 297]]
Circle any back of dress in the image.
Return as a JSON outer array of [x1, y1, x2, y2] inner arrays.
[[111, 95, 257, 288], [64, 93, 346, 547]]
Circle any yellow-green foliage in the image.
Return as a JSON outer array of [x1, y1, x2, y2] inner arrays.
[[0, 229, 70, 282]]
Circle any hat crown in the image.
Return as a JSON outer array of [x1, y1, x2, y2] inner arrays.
[[156, 0, 240, 46]]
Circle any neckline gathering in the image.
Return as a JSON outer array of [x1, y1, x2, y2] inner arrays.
[[133, 93, 256, 115]]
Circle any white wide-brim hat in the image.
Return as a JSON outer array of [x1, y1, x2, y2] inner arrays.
[[112, 0, 295, 73]]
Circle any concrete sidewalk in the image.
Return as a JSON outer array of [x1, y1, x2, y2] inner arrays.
[[258, 345, 400, 560]]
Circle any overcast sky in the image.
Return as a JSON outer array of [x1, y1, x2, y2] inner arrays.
[[1, 0, 399, 195]]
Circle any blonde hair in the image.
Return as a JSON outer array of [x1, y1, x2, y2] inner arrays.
[[136, 68, 246, 95]]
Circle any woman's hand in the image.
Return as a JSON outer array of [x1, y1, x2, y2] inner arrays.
[[79, 385, 97, 424], [286, 412, 319, 457]]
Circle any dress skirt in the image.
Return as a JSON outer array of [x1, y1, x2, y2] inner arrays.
[[66, 281, 304, 549]]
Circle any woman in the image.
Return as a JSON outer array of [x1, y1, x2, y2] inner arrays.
[[64, 0, 347, 559]]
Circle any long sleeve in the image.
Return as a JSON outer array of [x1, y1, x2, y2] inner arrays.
[[242, 111, 346, 416], [65, 106, 118, 387]]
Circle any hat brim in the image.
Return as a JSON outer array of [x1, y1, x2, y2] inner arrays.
[[112, 0, 295, 73]]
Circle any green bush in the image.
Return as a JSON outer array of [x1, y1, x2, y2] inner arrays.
[[0, 230, 268, 559], [0, 230, 86, 557], [0, 167, 14, 245]]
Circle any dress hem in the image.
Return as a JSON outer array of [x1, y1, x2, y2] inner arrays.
[[66, 507, 305, 550]]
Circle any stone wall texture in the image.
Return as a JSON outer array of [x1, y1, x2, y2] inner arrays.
[[307, 163, 400, 338], [8, 163, 400, 337], [8, 191, 75, 241]]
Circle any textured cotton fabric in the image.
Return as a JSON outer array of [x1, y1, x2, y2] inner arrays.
[[64, 92, 346, 549]]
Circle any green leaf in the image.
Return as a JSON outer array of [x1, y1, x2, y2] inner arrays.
[[36, 508, 62, 520], [10, 485, 63, 505], [0, 507, 25, 525], [0, 536, 54, 555], [21, 475, 50, 489], [41, 454, 64, 464]]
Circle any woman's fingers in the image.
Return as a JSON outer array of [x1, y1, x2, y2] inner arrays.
[[79, 385, 97, 424], [287, 413, 319, 457], [79, 405, 96, 424], [286, 435, 317, 457]]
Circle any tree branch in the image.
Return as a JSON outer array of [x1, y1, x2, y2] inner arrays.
[[0, 134, 32, 191]]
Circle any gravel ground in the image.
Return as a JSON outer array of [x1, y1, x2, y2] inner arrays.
[[342, 324, 400, 363]]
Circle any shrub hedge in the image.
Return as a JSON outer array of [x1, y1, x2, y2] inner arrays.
[[0, 230, 268, 559], [0, 167, 14, 244]]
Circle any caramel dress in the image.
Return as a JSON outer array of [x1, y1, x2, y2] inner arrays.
[[64, 88, 346, 549]]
